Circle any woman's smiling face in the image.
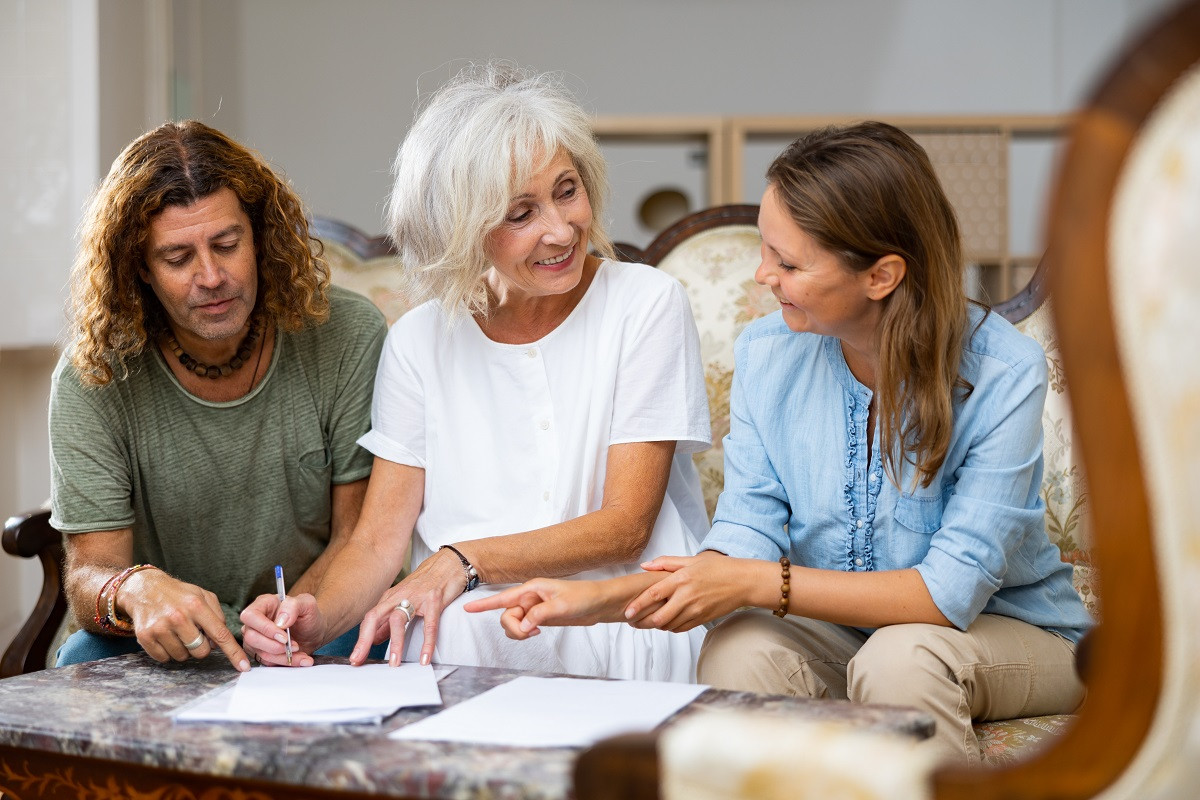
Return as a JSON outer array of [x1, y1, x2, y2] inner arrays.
[[484, 149, 593, 302], [754, 183, 879, 340]]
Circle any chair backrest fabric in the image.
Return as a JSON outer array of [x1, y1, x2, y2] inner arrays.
[[311, 217, 411, 325]]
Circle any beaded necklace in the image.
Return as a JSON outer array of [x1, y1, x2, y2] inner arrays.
[[164, 315, 263, 380]]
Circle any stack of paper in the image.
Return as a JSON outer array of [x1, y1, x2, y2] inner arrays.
[[390, 676, 706, 747], [173, 663, 442, 724]]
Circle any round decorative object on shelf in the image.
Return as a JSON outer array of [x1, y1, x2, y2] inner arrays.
[[638, 188, 691, 233]]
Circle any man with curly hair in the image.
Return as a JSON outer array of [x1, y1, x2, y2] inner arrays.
[[49, 121, 387, 671]]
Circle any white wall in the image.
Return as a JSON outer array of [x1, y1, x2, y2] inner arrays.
[[0, 0, 96, 349], [0, 350, 58, 651], [0, 0, 99, 654], [0, 0, 1183, 656], [182, 0, 1177, 242], [0, 0, 161, 653]]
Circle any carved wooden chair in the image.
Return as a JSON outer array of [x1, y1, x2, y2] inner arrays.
[[1, 510, 64, 678]]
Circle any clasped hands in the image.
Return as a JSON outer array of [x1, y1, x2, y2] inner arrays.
[[463, 550, 750, 639]]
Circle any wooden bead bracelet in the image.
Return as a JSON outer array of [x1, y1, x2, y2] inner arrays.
[[773, 556, 790, 618]]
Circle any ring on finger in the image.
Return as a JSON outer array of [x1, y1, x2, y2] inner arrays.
[[183, 634, 206, 650], [395, 598, 413, 624]]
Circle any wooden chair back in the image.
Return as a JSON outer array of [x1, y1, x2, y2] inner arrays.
[[0, 510, 64, 678]]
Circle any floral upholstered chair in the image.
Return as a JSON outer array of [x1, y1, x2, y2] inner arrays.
[[970, 282, 1097, 765], [311, 217, 412, 325], [641, 205, 1095, 767], [645, 205, 765, 520]]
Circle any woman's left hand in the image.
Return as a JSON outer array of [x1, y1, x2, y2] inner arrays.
[[627, 550, 762, 632], [351, 547, 468, 667]]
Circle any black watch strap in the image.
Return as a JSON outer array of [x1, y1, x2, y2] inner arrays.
[[440, 544, 480, 591]]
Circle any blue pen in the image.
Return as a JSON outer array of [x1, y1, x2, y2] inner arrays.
[[274, 565, 293, 666]]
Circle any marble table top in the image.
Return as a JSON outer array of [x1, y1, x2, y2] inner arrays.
[[0, 654, 934, 798]]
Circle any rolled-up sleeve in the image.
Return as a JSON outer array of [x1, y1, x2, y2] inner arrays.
[[914, 351, 1048, 630]]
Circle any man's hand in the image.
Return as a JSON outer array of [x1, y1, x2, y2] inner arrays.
[[119, 568, 250, 671]]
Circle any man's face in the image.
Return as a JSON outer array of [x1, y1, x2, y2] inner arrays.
[[140, 187, 258, 355]]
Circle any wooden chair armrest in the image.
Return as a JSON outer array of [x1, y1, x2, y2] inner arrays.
[[3, 509, 59, 558], [1, 509, 68, 678], [574, 732, 660, 800]]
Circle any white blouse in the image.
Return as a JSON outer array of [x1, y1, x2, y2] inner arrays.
[[359, 260, 712, 681]]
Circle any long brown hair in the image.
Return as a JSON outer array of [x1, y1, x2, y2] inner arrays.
[[69, 120, 330, 386], [767, 121, 972, 488]]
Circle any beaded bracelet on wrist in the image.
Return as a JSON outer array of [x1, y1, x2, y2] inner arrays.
[[93, 572, 125, 634], [94, 564, 158, 636], [773, 556, 791, 618]]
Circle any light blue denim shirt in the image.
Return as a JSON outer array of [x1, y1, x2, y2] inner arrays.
[[702, 307, 1093, 644]]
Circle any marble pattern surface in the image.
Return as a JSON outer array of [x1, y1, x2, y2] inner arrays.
[[0, 654, 933, 798]]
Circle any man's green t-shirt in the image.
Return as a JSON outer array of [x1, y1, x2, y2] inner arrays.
[[49, 286, 386, 632]]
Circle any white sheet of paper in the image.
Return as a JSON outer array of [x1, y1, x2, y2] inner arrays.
[[173, 663, 442, 724], [174, 682, 395, 724], [389, 676, 706, 747]]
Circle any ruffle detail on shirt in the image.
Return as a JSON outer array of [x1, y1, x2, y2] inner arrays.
[[843, 392, 859, 572], [842, 389, 884, 573], [861, 454, 884, 572]]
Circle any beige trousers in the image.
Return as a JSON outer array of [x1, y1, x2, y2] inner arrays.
[[697, 609, 1085, 767]]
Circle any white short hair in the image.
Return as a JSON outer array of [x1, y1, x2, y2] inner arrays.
[[386, 62, 614, 316]]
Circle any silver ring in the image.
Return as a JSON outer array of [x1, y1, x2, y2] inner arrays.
[[396, 599, 413, 624], [183, 634, 205, 650]]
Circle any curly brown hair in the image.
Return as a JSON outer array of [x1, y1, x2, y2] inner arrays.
[[69, 120, 330, 386]]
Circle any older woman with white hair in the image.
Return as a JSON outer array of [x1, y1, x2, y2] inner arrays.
[[240, 62, 711, 682]]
